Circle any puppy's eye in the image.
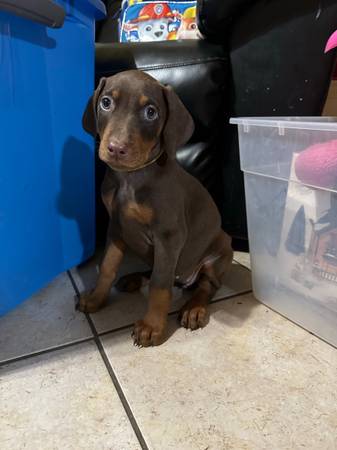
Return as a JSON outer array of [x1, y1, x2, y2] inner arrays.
[[144, 105, 158, 121], [160, 24, 165, 30], [145, 25, 152, 32], [100, 96, 114, 111]]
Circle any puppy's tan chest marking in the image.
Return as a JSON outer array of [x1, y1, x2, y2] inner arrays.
[[123, 201, 154, 225]]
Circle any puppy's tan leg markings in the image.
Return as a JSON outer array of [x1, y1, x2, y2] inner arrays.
[[133, 287, 171, 347], [78, 240, 125, 313], [180, 232, 233, 330], [180, 275, 212, 330]]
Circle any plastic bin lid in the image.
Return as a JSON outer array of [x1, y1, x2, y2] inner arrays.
[[230, 117, 337, 132], [0, 0, 106, 27]]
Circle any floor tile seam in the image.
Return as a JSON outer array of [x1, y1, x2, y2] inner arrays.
[[0, 336, 94, 368], [98, 289, 254, 338], [68, 271, 149, 450], [233, 259, 251, 271]]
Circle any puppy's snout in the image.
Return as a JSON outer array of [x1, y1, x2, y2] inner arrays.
[[107, 142, 128, 157], [154, 31, 163, 37]]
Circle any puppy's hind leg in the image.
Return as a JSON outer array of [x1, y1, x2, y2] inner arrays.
[[179, 274, 215, 330], [180, 233, 233, 330]]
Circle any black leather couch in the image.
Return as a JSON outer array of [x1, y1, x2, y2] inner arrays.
[[95, 0, 337, 250]]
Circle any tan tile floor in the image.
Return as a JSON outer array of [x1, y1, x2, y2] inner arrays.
[[1, 252, 336, 450]]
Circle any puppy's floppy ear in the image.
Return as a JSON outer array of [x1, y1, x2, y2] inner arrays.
[[161, 85, 194, 157], [82, 77, 106, 136]]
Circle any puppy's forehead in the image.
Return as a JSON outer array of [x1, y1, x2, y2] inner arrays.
[[103, 71, 163, 102]]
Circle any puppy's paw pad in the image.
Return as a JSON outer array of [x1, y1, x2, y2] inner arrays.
[[180, 306, 208, 330], [132, 320, 164, 347]]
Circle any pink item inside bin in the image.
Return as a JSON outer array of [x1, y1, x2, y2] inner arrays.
[[295, 139, 337, 189], [325, 30, 337, 53]]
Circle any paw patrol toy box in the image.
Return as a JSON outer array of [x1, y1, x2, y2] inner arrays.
[[119, 1, 199, 42]]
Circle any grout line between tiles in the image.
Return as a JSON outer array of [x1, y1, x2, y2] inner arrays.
[[0, 336, 94, 368], [233, 259, 251, 271], [97, 289, 253, 338], [211, 289, 253, 305], [98, 322, 141, 338], [67, 270, 149, 450], [86, 316, 149, 450]]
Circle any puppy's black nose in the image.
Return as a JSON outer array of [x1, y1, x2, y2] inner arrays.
[[107, 142, 128, 157], [154, 31, 163, 37]]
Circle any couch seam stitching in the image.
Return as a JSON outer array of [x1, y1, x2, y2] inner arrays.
[[98, 57, 227, 74]]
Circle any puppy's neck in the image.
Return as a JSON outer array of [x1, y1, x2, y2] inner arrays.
[[108, 141, 165, 174], [108, 152, 173, 188]]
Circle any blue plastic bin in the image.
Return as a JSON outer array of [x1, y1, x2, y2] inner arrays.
[[0, 0, 106, 315]]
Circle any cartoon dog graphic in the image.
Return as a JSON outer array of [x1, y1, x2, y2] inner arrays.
[[176, 6, 199, 39], [126, 3, 175, 42]]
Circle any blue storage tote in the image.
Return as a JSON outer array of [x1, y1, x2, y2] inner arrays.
[[0, 0, 106, 315]]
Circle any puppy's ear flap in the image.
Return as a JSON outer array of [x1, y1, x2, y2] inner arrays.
[[82, 77, 106, 136], [161, 85, 194, 157]]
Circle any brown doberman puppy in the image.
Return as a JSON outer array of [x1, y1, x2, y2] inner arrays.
[[80, 70, 233, 347]]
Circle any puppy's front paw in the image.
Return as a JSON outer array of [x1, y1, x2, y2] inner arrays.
[[180, 305, 208, 330], [77, 291, 106, 314], [132, 320, 165, 347]]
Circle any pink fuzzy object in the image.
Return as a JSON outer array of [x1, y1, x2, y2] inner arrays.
[[295, 140, 337, 189], [325, 30, 337, 53]]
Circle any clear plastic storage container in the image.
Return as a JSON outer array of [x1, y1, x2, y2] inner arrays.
[[230, 117, 337, 346]]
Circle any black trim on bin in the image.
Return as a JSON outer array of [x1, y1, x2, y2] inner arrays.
[[0, 0, 65, 28]]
